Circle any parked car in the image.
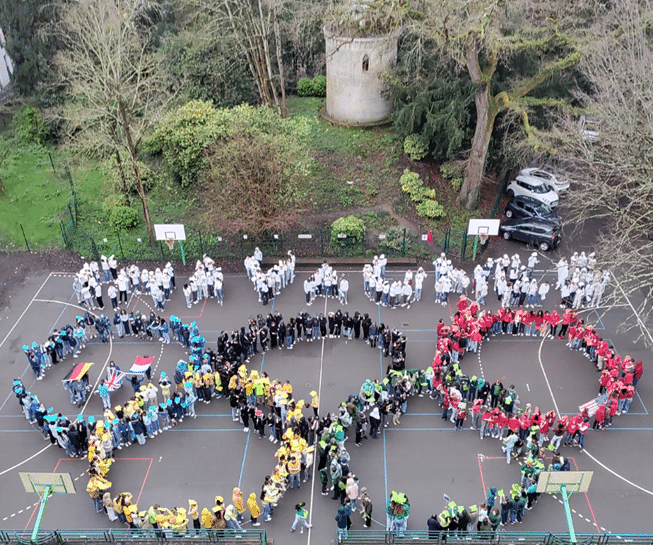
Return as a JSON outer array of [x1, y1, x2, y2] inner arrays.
[[504, 195, 561, 224], [506, 176, 559, 207], [578, 115, 600, 142], [499, 218, 561, 251], [518, 168, 570, 193]]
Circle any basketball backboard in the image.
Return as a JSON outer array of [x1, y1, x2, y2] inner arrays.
[[536, 471, 593, 495], [154, 224, 186, 241], [19, 472, 76, 495], [467, 218, 500, 236]]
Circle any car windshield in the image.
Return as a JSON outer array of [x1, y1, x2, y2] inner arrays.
[[528, 184, 548, 194], [536, 203, 553, 215]]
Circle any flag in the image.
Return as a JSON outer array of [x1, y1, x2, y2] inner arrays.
[[63, 362, 94, 382], [129, 356, 154, 374], [105, 368, 126, 392], [579, 392, 609, 417], [427, 230, 434, 244]]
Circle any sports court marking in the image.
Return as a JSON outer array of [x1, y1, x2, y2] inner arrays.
[[477, 454, 600, 533]]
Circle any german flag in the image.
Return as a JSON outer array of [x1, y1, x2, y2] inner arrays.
[[63, 362, 94, 382]]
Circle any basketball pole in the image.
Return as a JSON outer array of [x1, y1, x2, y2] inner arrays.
[[31, 485, 52, 544], [179, 240, 186, 266], [560, 484, 577, 544]]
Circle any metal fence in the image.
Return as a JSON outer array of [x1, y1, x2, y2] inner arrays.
[[59, 206, 454, 263], [0, 528, 267, 544], [336, 531, 653, 545]]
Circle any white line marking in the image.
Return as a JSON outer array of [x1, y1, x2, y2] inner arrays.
[[584, 449, 653, 496], [526, 383, 530, 392], [537, 336, 560, 417], [0, 274, 52, 350]]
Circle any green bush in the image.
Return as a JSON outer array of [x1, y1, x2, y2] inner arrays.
[[379, 226, 406, 252], [312, 75, 327, 97], [102, 194, 126, 219], [400, 169, 434, 202], [440, 161, 464, 192], [13, 107, 50, 145], [109, 205, 139, 232], [403, 133, 429, 160], [297, 77, 315, 97], [330, 215, 365, 247], [416, 199, 445, 219]]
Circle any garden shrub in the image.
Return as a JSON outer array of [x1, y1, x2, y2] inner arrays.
[[403, 133, 429, 160], [297, 77, 315, 97], [102, 194, 126, 219], [330, 215, 365, 247], [440, 161, 465, 192], [13, 107, 50, 145], [416, 199, 445, 219], [312, 75, 327, 97], [109, 205, 139, 232]]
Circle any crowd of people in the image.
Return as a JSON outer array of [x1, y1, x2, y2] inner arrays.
[[246, 248, 296, 305], [9, 247, 644, 538], [362, 255, 428, 308]]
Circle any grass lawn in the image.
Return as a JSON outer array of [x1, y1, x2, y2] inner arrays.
[[0, 144, 104, 251]]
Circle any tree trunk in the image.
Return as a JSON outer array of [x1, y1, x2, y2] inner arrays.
[[458, 38, 498, 211], [458, 83, 496, 210], [115, 148, 131, 207], [272, 0, 287, 118], [118, 99, 154, 244]]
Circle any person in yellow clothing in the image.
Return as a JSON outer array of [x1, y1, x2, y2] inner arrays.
[[310, 390, 319, 417], [281, 380, 293, 397], [86, 471, 111, 513], [172, 507, 188, 535], [232, 487, 247, 523], [247, 492, 261, 526], [124, 502, 139, 529], [200, 507, 213, 529], [188, 499, 200, 531], [288, 454, 302, 489]]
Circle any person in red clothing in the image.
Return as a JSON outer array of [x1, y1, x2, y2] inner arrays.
[[593, 403, 607, 430], [455, 403, 468, 430], [564, 414, 581, 446], [518, 408, 531, 440], [596, 341, 610, 371], [606, 395, 619, 426], [559, 308, 575, 339], [456, 295, 469, 313], [479, 408, 493, 440], [547, 310, 561, 338], [633, 360, 643, 390], [577, 418, 590, 452], [471, 398, 484, 429]]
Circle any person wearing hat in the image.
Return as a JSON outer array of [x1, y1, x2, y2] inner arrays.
[[188, 500, 200, 531], [211, 496, 226, 528]]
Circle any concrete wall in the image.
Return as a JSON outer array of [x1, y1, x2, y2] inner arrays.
[[324, 28, 398, 126]]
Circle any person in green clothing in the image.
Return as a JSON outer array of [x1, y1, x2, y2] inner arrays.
[[290, 502, 312, 532], [389, 491, 411, 536], [488, 507, 501, 532]]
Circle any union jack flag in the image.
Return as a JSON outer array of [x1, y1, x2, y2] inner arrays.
[[579, 391, 609, 417], [105, 368, 126, 392]]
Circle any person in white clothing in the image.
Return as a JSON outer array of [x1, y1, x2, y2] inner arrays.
[[339, 276, 349, 305], [413, 268, 426, 302]]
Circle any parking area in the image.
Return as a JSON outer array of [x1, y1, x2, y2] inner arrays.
[[0, 260, 650, 544]]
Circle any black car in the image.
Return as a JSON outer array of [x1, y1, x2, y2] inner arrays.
[[499, 218, 561, 251], [504, 196, 561, 224]]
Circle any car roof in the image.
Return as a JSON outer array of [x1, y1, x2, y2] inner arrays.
[[520, 168, 554, 179], [513, 174, 552, 187]]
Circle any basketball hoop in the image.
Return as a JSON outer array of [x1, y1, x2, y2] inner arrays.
[[479, 234, 489, 245], [165, 238, 175, 250]]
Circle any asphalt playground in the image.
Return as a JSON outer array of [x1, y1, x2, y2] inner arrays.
[[0, 253, 650, 544]]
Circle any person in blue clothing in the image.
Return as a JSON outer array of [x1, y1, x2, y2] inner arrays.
[[98, 380, 111, 409]]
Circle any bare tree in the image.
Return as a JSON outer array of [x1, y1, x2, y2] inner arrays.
[[182, 0, 292, 116], [50, 0, 169, 243], [551, 0, 653, 346]]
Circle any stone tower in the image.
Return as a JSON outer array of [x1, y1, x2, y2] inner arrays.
[[323, 3, 399, 126]]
